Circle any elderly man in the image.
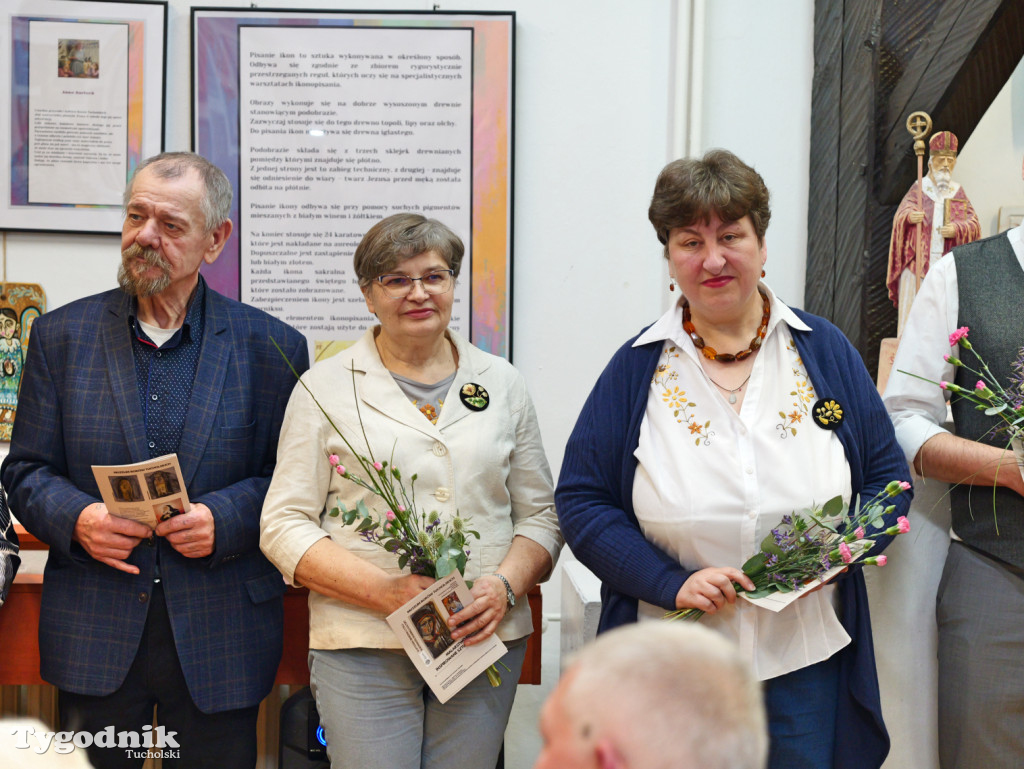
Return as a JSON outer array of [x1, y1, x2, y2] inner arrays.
[[887, 130, 980, 335], [1, 152, 308, 768], [534, 622, 767, 769], [883, 157, 1024, 769]]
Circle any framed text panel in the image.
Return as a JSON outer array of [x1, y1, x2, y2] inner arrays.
[[192, 8, 514, 359], [1, 0, 166, 234]]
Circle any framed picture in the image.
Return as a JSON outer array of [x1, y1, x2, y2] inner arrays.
[[0, 0, 167, 234], [192, 8, 515, 360], [998, 205, 1024, 234]]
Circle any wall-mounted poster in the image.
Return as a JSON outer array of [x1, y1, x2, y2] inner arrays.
[[0, 0, 167, 234], [192, 9, 514, 360]]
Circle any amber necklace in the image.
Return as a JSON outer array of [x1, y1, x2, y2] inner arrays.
[[683, 289, 771, 363]]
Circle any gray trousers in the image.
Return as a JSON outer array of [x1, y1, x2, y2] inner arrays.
[[937, 541, 1024, 769], [309, 640, 526, 769]]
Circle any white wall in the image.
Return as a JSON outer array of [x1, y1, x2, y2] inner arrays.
[[699, 0, 814, 308], [955, 53, 1024, 236]]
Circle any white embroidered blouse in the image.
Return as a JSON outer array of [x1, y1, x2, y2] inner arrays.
[[631, 285, 853, 681]]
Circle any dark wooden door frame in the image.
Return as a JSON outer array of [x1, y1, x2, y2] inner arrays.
[[807, 0, 1024, 374]]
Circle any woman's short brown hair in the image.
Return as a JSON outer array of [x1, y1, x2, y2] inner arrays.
[[648, 149, 771, 252], [354, 213, 465, 288]]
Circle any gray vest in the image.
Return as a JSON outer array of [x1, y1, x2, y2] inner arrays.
[[950, 233, 1024, 569]]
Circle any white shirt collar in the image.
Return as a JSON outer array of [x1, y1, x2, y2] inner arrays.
[[633, 283, 811, 349]]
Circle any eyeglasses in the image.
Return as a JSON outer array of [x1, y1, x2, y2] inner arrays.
[[375, 269, 455, 298]]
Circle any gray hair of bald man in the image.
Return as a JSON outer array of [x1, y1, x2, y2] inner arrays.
[[564, 622, 767, 769]]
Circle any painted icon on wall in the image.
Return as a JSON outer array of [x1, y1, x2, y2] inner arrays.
[[58, 38, 100, 78], [0, 283, 46, 441]]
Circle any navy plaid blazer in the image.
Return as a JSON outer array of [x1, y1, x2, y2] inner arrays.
[[1, 284, 308, 712]]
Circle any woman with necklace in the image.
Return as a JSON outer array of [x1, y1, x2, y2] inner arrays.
[[556, 150, 911, 769], [261, 214, 562, 769]]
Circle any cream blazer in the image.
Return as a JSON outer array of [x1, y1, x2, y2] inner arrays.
[[260, 327, 562, 649]]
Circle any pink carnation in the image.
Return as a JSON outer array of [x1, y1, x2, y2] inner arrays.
[[839, 542, 852, 564], [976, 380, 987, 390], [876, 555, 887, 567], [855, 526, 866, 540], [940, 381, 949, 390], [398, 505, 406, 513], [386, 511, 395, 521], [372, 461, 383, 471], [335, 465, 346, 476], [900, 481, 911, 491], [328, 454, 340, 466], [897, 516, 910, 534], [948, 326, 969, 346]]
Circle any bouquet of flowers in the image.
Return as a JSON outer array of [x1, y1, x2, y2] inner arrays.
[[667, 481, 911, 622], [326, 452, 479, 582], [272, 341, 504, 685], [898, 326, 1024, 529]]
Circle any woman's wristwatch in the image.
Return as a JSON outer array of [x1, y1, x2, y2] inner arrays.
[[492, 572, 516, 612]]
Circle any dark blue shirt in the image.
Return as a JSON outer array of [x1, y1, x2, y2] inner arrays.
[[129, 279, 206, 459]]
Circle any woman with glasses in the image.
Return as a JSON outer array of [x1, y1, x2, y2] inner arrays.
[[555, 150, 911, 769], [261, 213, 562, 769]]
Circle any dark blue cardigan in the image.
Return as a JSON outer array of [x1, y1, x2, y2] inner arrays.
[[555, 306, 912, 769]]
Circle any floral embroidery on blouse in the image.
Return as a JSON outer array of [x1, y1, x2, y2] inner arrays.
[[776, 338, 816, 438], [653, 345, 715, 446], [411, 399, 443, 425]]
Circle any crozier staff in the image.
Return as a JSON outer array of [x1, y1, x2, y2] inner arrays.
[[556, 150, 911, 769], [261, 213, 562, 769]]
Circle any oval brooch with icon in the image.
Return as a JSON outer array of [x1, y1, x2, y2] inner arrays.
[[459, 383, 489, 411], [812, 398, 844, 430]]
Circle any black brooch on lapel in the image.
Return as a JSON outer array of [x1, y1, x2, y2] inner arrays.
[[459, 383, 489, 411], [812, 398, 843, 430]]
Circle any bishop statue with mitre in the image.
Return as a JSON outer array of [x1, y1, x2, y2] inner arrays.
[[887, 130, 981, 335]]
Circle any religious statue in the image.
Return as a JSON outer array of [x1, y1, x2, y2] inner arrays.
[[887, 128, 980, 335]]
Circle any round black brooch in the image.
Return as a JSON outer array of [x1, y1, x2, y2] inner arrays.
[[812, 398, 844, 430], [459, 383, 489, 411]]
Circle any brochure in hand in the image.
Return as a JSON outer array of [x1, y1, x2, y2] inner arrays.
[[91, 453, 190, 529], [387, 571, 507, 704]]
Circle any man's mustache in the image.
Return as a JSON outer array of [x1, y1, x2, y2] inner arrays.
[[122, 242, 171, 271]]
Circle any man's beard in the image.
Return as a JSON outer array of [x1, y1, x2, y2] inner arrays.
[[931, 167, 952, 195], [118, 242, 172, 298]]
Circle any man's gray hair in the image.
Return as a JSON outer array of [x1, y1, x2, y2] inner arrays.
[[565, 622, 768, 769], [123, 152, 232, 233]]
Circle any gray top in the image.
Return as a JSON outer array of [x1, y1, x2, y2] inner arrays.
[[391, 371, 457, 425]]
